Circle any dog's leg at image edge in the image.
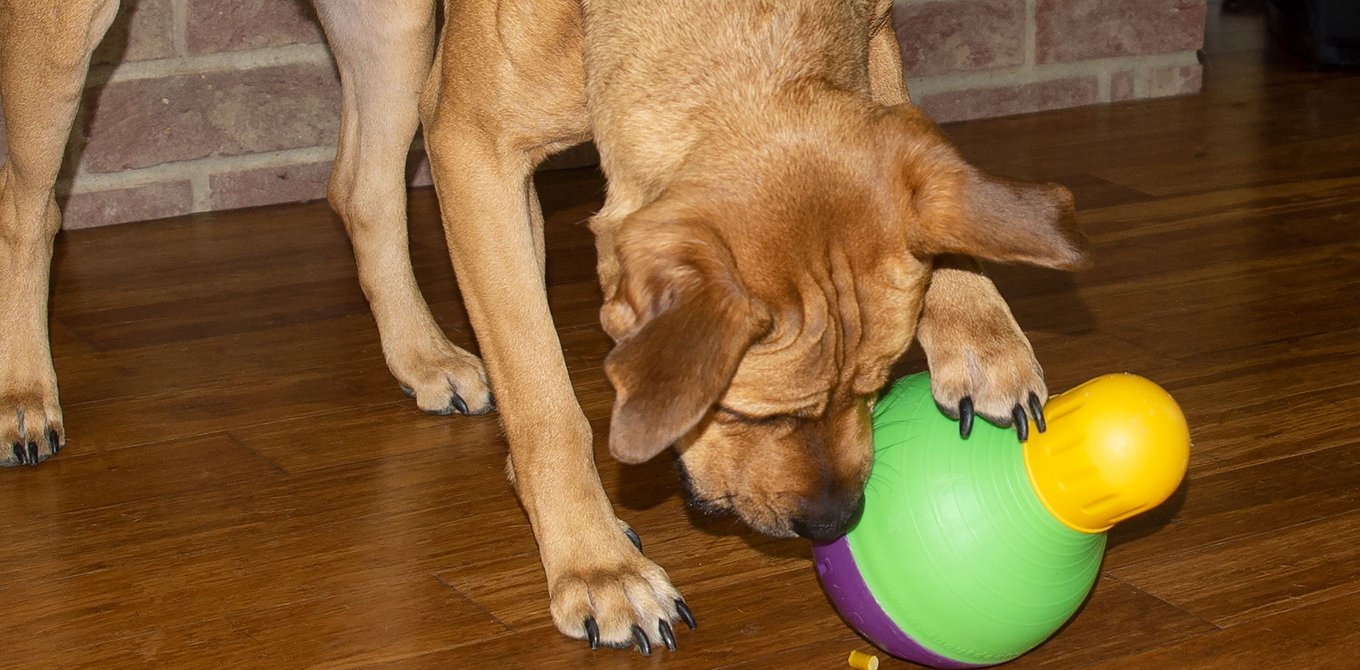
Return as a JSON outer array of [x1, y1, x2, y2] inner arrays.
[[0, 0, 120, 466]]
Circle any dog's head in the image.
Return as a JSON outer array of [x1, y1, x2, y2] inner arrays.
[[601, 103, 1088, 540]]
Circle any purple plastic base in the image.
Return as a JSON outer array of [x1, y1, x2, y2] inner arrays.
[[813, 537, 985, 669]]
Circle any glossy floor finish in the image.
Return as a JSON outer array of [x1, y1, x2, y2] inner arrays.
[[3, 6, 1358, 669]]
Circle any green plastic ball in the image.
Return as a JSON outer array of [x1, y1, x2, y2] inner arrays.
[[843, 372, 1105, 665]]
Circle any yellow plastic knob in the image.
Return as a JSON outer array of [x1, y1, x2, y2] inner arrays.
[[1022, 374, 1190, 534]]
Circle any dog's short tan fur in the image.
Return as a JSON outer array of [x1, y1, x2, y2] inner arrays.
[[1, 0, 1085, 652]]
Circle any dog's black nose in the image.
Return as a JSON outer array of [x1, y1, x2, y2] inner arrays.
[[791, 494, 866, 542]]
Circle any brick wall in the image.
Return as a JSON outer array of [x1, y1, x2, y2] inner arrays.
[[900, 0, 1206, 122], [0, 0, 1206, 229]]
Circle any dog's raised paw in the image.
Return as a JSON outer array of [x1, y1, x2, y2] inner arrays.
[[916, 261, 1057, 442], [1, 392, 64, 467], [924, 331, 1048, 442], [549, 550, 690, 655]]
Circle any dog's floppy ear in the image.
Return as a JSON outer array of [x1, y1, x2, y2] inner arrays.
[[603, 217, 769, 465], [894, 112, 1091, 270]]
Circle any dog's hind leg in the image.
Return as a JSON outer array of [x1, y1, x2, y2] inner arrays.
[[0, 0, 120, 466], [313, 0, 491, 415]]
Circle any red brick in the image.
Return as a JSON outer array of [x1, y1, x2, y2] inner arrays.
[[80, 63, 341, 173], [1111, 69, 1137, 101], [213, 153, 442, 212], [894, 0, 1026, 77], [1036, 0, 1207, 63], [919, 76, 1100, 123], [93, 0, 175, 65], [209, 161, 332, 211], [187, 0, 325, 54], [61, 181, 193, 229], [1148, 63, 1204, 97]]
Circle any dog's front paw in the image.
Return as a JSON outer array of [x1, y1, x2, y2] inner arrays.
[[390, 338, 494, 416], [923, 322, 1047, 442], [548, 527, 693, 656], [0, 371, 64, 467], [917, 261, 1051, 442]]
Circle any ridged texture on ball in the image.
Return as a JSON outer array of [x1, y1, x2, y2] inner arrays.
[[1023, 373, 1191, 533]]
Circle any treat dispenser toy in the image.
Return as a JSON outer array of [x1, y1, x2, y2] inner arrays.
[[814, 372, 1190, 668]]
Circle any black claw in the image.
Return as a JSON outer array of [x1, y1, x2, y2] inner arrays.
[[584, 617, 599, 650], [958, 397, 975, 439], [11, 443, 24, 465], [48, 430, 60, 454], [631, 624, 651, 656], [624, 527, 642, 552], [1029, 393, 1047, 434], [658, 620, 676, 652], [399, 385, 415, 399], [675, 599, 696, 630], [450, 393, 469, 415], [1013, 405, 1029, 442], [27, 441, 39, 465]]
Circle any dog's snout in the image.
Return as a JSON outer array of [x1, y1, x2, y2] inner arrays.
[[791, 493, 866, 542]]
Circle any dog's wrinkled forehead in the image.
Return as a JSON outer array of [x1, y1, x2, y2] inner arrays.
[[720, 251, 927, 417]]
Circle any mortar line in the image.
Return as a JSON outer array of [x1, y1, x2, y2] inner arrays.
[[171, 0, 189, 57], [87, 43, 334, 86], [1025, 0, 1038, 68], [907, 51, 1200, 97], [191, 172, 213, 212], [60, 145, 338, 195]]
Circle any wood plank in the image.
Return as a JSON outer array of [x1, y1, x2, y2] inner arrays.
[[0, 443, 517, 669], [1082, 590, 1360, 670], [6, 6, 1360, 669], [1107, 441, 1360, 569], [1112, 508, 1360, 628]]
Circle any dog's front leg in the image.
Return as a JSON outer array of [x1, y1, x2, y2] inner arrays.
[[867, 10, 1048, 439], [421, 120, 687, 656], [0, 0, 121, 466], [916, 255, 1048, 439], [419, 35, 688, 660]]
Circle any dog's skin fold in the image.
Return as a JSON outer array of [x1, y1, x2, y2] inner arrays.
[[0, 0, 1086, 654]]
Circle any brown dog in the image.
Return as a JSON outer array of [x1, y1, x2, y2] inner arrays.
[[0, 0, 1085, 656]]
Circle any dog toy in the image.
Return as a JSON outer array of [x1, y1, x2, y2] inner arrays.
[[813, 372, 1190, 668]]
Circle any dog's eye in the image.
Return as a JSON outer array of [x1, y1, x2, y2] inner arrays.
[[714, 406, 799, 426]]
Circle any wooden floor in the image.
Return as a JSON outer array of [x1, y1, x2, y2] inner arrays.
[[4, 6, 1359, 669]]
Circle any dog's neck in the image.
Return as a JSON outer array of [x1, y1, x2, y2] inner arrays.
[[584, 0, 882, 196]]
